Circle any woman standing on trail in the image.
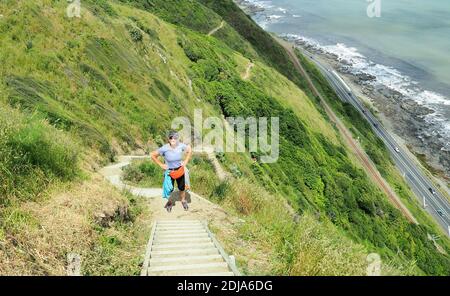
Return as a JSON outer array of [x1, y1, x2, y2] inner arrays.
[[150, 131, 192, 212]]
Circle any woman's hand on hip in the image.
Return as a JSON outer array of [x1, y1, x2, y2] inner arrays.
[[160, 164, 168, 170]]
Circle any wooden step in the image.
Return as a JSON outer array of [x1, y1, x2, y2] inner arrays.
[[154, 233, 210, 240], [149, 254, 223, 266], [151, 242, 215, 251], [148, 262, 229, 276], [150, 248, 219, 258], [155, 227, 205, 231], [157, 221, 203, 225], [154, 231, 208, 237], [153, 237, 212, 244], [189, 271, 234, 276], [156, 226, 206, 231], [143, 219, 238, 276]]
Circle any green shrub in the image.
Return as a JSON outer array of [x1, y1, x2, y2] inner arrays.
[[25, 40, 33, 51], [127, 25, 143, 42], [138, 161, 158, 177], [230, 164, 242, 178], [85, 0, 118, 18], [122, 160, 161, 187], [119, 0, 222, 34], [213, 181, 230, 201], [8, 122, 79, 180], [183, 42, 203, 62], [122, 164, 144, 184]]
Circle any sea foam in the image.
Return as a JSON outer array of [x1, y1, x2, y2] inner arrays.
[[283, 33, 450, 141]]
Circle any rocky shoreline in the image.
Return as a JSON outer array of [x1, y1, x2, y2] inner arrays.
[[232, 0, 449, 185], [295, 39, 450, 182], [234, 0, 266, 14]]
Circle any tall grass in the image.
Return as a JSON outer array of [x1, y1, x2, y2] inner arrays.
[[0, 105, 80, 205], [0, 0, 448, 275], [219, 179, 414, 275]]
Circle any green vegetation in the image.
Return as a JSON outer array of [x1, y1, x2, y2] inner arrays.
[[122, 160, 161, 188], [174, 25, 449, 274], [121, 155, 220, 198], [189, 155, 222, 199], [119, 0, 221, 34], [198, 0, 317, 98], [83, 191, 151, 276], [0, 0, 448, 275], [295, 48, 450, 251], [0, 104, 79, 205], [118, 0, 258, 59]]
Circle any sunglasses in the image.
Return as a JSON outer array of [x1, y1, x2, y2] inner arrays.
[[169, 136, 177, 140]]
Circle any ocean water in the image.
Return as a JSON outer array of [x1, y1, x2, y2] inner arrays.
[[239, 0, 450, 147]]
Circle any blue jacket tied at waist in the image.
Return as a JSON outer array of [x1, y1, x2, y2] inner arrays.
[[162, 167, 191, 199]]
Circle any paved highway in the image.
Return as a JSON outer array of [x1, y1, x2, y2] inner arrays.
[[300, 50, 450, 236]]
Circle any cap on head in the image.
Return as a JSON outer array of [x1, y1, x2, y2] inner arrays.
[[168, 130, 179, 140]]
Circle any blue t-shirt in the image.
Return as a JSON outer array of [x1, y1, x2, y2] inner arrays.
[[158, 142, 187, 169]]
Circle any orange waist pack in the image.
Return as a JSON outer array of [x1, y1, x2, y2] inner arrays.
[[169, 166, 184, 179]]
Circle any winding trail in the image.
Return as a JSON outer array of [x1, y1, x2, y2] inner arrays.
[[242, 62, 254, 80], [99, 155, 240, 276], [208, 20, 225, 36], [203, 146, 231, 182], [275, 37, 417, 224]]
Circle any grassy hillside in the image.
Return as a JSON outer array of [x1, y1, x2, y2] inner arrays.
[[118, 0, 259, 60], [0, 0, 449, 275], [296, 49, 450, 243]]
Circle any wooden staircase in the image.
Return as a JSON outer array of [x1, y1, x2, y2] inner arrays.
[[141, 220, 240, 276]]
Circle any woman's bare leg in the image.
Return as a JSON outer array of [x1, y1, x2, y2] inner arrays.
[[180, 190, 186, 202]]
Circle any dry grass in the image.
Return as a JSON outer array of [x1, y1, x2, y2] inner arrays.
[[288, 214, 367, 276], [226, 179, 263, 216], [210, 178, 413, 276], [0, 174, 150, 275]]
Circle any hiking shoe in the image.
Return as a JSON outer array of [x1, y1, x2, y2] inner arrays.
[[164, 201, 173, 213], [182, 201, 189, 211]]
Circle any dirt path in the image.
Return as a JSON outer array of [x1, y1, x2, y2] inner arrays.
[[99, 156, 242, 276], [99, 155, 232, 222], [203, 146, 231, 182], [275, 37, 417, 224], [242, 62, 254, 80], [208, 21, 225, 36]]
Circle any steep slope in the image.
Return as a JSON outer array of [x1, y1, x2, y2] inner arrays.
[[0, 0, 449, 275]]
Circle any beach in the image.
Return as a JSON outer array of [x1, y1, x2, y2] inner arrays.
[[234, 0, 450, 187]]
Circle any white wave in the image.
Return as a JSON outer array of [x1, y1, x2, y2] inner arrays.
[[243, 0, 273, 9], [283, 33, 450, 141], [265, 14, 284, 25], [240, 1, 293, 20], [267, 14, 283, 20]]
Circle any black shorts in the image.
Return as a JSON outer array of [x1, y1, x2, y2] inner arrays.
[[169, 167, 185, 191]]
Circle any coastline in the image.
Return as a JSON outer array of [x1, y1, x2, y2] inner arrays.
[[233, 0, 450, 193], [286, 37, 450, 192]]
